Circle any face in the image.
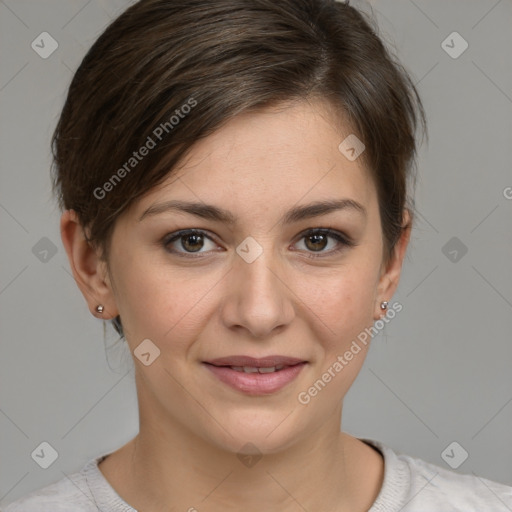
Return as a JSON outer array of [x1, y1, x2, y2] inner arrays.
[[96, 100, 404, 454]]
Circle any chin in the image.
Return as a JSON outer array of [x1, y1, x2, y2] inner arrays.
[[196, 408, 308, 457]]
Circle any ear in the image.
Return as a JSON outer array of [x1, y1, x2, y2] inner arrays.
[[60, 209, 119, 320], [374, 209, 412, 320]]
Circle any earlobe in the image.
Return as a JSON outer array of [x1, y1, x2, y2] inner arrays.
[[60, 209, 118, 319]]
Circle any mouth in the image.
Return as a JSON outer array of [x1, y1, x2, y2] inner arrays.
[[202, 355, 307, 395], [217, 364, 293, 374]]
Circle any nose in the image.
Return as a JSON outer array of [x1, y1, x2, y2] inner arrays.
[[220, 245, 295, 339]]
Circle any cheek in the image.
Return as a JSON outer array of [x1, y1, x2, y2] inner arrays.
[[292, 267, 380, 413], [113, 259, 217, 348], [296, 263, 379, 348]]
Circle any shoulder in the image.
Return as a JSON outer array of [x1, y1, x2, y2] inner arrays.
[[362, 438, 512, 511], [398, 450, 512, 510], [2, 458, 106, 512]]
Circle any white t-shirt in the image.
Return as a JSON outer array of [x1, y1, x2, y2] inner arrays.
[[3, 438, 511, 511]]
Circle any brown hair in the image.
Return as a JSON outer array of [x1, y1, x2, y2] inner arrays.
[[51, 0, 426, 338]]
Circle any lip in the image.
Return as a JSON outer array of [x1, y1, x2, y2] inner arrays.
[[203, 355, 307, 395], [205, 355, 306, 368]]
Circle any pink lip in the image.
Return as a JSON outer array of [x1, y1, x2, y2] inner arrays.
[[203, 355, 307, 395], [205, 355, 306, 367]]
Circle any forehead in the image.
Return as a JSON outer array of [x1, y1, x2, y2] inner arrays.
[[131, 100, 377, 222]]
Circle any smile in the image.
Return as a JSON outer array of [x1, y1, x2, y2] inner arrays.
[[228, 364, 288, 373], [203, 356, 307, 395]]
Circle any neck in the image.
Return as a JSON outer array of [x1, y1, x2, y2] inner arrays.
[[99, 394, 384, 511]]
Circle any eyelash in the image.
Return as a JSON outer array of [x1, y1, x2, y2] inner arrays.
[[162, 228, 356, 259]]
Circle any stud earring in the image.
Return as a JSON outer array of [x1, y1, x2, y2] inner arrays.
[[96, 305, 104, 314], [380, 301, 388, 310]]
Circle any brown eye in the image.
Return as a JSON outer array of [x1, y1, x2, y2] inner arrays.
[[304, 232, 329, 252], [181, 233, 204, 252], [163, 230, 217, 255], [295, 229, 355, 259]]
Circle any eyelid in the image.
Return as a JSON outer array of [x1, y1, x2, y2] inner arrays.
[[162, 227, 355, 258], [294, 227, 354, 245], [292, 227, 356, 259], [162, 229, 219, 257]]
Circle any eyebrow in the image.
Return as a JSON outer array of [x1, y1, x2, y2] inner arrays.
[[138, 198, 367, 224]]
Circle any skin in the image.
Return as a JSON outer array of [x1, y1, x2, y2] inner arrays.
[[61, 99, 411, 512]]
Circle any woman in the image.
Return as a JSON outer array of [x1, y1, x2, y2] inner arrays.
[[4, 0, 511, 510]]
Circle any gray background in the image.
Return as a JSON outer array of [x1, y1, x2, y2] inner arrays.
[[1, 0, 511, 506]]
